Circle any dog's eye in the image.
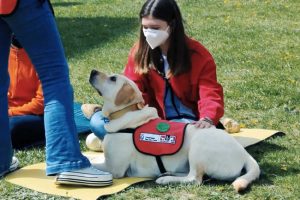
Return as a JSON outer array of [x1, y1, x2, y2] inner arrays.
[[109, 76, 117, 82]]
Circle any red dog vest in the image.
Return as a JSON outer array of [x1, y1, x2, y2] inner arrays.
[[0, 0, 18, 15], [133, 119, 188, 156]]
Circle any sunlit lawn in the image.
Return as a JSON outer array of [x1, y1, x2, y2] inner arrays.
[[1, 0, 299, 199]]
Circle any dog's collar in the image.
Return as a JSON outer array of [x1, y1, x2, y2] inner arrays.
[[108, 103, 140, 120]]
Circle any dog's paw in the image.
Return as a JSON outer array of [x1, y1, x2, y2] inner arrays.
[[156, 176, 174, 184], [81, 104, 102, 119]]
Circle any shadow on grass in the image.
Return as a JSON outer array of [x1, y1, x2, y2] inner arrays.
[[56, 16, 138, 58], [252, 142, 299, 179], [246, 140, 286, 161]]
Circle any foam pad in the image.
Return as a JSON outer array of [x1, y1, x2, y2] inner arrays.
[[5, 152, 150, 200], [232, 128, 284, 147], [5, 129, 284, 199]]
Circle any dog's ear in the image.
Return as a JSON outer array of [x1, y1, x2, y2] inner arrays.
[[115, 83, 137, 106]]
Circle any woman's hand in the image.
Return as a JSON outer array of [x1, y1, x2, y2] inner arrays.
[[193, 117, 215, 129]]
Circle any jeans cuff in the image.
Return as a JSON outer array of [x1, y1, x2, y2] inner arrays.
[[46, 158, 91, 176]]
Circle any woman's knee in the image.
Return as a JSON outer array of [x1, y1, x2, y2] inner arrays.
[[9, 117, 21, 133]]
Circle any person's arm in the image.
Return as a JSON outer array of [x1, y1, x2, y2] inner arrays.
[[123, 46, 150, 104], [8, 82, 44, 116], [196, 58, 224, 127]]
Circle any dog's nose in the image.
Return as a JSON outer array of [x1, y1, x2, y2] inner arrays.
[[90, 69, 99, 77]]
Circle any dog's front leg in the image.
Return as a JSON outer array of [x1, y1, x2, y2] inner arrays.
[[104, 118, 131, 132], [93, 159, 128, 179], [100, 134, 134, 178], [104, 108, 158, 132]]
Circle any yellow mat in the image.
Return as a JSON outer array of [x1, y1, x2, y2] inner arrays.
[[5, 152, 151, 200], [5, 128, 284, 200], [232, 128, 284, 148]]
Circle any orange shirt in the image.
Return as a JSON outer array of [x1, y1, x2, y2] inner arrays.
[[8, 47, 44, 116]]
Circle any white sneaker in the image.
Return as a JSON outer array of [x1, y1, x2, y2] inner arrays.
[[86, 133, 103, 152], [55, 166, 112, 187], [0, 156, 19, 177], [9, 157, 19, 172]]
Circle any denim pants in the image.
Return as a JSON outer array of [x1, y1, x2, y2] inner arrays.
[[10, 115, 45, 149], [10, 103, 91, 149], [0, 0, 90, 176]]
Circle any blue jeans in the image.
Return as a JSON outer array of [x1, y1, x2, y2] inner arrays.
[[10, 115, 45, 149], [73, 102, 92, 134], [10, 103, 91, 149], [90, 111, 107, 140], [0, 0, 90, 176]]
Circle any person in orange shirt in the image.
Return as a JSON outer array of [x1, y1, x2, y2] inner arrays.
[[8, 35, 45, 149], [8, 35, 92, 149]]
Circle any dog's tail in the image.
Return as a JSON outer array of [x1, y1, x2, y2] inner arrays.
[[232, 155, 260, 192]]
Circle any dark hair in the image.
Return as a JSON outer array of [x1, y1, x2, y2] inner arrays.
[[134, 0, 191, 76]]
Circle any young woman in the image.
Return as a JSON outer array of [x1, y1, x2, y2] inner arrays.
[[124, 0, 224, 128], [85, 0, 224, 151]]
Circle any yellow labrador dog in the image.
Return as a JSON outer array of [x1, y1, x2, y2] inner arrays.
[[88, 69, 260, 192]]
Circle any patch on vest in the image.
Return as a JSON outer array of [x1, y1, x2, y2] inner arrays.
[[139, 133, 176, 144], [133, 119, 188, 156]]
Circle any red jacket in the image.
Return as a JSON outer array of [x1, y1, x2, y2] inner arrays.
[[0, 0, 18, 15], [8, 47, 44, 116], [124, 37, 224, 125]]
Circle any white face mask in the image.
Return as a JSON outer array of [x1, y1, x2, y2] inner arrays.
[[143, 26, 170, 49]]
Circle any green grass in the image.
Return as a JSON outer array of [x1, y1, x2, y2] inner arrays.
[[1, 0, 299, 199]]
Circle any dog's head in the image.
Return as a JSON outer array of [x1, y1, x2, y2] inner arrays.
[[89, 70, 145, 117]]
